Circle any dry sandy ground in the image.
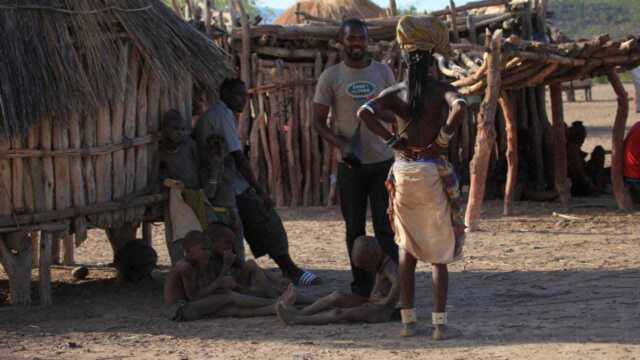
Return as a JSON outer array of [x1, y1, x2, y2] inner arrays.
[[1, 84, 639, 360]]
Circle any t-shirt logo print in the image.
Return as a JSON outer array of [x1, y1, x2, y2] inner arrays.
[[346, 81, 377, 104]]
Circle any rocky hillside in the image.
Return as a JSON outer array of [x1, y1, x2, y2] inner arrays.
[[549, 0, 640, 40]]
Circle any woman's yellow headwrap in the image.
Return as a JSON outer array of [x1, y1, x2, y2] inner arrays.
[[396, 15, 454, 57]]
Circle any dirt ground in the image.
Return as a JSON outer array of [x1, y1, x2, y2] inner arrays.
[[1, 84, 639, 360]]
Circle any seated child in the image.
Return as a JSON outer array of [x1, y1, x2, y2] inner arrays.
[[205, 224, 312, 303], [276, 235, 399, 325], [164, 230, 296, 322]]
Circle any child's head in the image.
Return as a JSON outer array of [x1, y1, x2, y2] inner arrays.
[[182, 231, 211, 263], [352, 235, 384, 272], [162, 109, 188, 144], [205, 224, 236, 256], [567, 120, 586, 146]]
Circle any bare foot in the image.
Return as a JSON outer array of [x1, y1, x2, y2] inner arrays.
[[279, 284, 297, 306], [431, 325, 461, 341], [276, 301, 296, 325], [400, 322, 417, 337]]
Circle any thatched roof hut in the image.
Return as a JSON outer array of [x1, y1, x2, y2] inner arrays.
[[0, 0, 234, 306], [273, 0, 386, 25], [0, 0, 234, 137]]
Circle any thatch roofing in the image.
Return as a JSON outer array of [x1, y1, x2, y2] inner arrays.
[[273, 0, 386, 25], [0, 0, 235, 137]]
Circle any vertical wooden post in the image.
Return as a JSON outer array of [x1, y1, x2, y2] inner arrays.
[[549, 84, 569, 207], [204, 0, 212, 37], [235, 0, 252, 146], [95, 103, 113, 228], [465, 30, 503, 232], [124, 49, 141, 223], [40, 119, 59, 263], [607, 71, 634, 210], [389, 0, 398, 16], [499, 92, 518, 215], [142, 222, 153, 247], [449, 0, 459, 43], [53, 121, 73, 265], [466, 15, 477, 44], [112, 42, 130, 227], [69, 113, 88, 246], [39, 231, 53, 306], [0, 232, 33, 305]]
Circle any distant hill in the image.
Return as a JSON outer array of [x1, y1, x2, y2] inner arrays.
[[259, 7, 285, 24], [549, 0, 640, 40]]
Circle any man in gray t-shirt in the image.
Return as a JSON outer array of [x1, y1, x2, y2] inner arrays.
[[313, 19, 398, 298], [194, 79, 321, 286]]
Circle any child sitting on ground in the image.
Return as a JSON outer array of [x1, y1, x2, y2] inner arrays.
[[164, 230, 296, 322], [276, 235, 399, 325], [205, 224, 312, 303]]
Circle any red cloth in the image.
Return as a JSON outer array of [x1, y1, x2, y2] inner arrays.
[[624, 122, 640, 179]]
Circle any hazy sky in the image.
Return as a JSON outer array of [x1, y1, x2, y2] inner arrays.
[[256, 0, 473, 12]]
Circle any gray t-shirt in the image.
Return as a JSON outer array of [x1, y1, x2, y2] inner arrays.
[[314, 61, 396, 164], [194, 101, 250, 199]]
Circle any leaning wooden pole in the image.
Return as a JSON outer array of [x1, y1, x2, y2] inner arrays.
[[465, 29, 503, 232], [235, 0, 252, 146], [549, 83, 569, 207], [499, 91, 517, 215], [607, 70, 634, 210]]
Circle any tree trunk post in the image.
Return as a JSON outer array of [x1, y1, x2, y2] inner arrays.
[[389, 0, 398, 16], [465, 30, 503, 232], [39, 231, 53, 306], [0, 232, 33, 306], [234, 0, 252, 146], [499, 92, 518, 215], [549, 84, 569, 207], [607, 71, 635, 210]]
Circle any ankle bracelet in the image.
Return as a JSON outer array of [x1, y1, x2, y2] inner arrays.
[[432, 312, 447, 325]]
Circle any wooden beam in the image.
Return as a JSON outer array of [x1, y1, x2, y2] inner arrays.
[[465, 29, 503, 232], [0, 193, 167, 229]]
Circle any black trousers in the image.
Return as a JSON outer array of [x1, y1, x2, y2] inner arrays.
[[338, 158, 398, 297]]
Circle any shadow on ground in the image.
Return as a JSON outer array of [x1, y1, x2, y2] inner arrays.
[[1, 267, 639, 350]]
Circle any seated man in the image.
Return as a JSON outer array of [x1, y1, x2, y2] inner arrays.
[[195, 78, 320, 285], [276, 236, 399, 325], [624, 121, 640, 204], [566, 121, 608, 196], [164, 231, 295, 322]]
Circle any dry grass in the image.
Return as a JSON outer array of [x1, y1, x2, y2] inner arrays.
[[0, 0, 234, 137], [273, 0, 386, 25]]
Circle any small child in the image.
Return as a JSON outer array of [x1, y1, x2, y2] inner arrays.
[[205, 224, 300, 301], [163, 230, 296, 322], [159, 109, 200, 190], [276, 236, 399, 325]]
